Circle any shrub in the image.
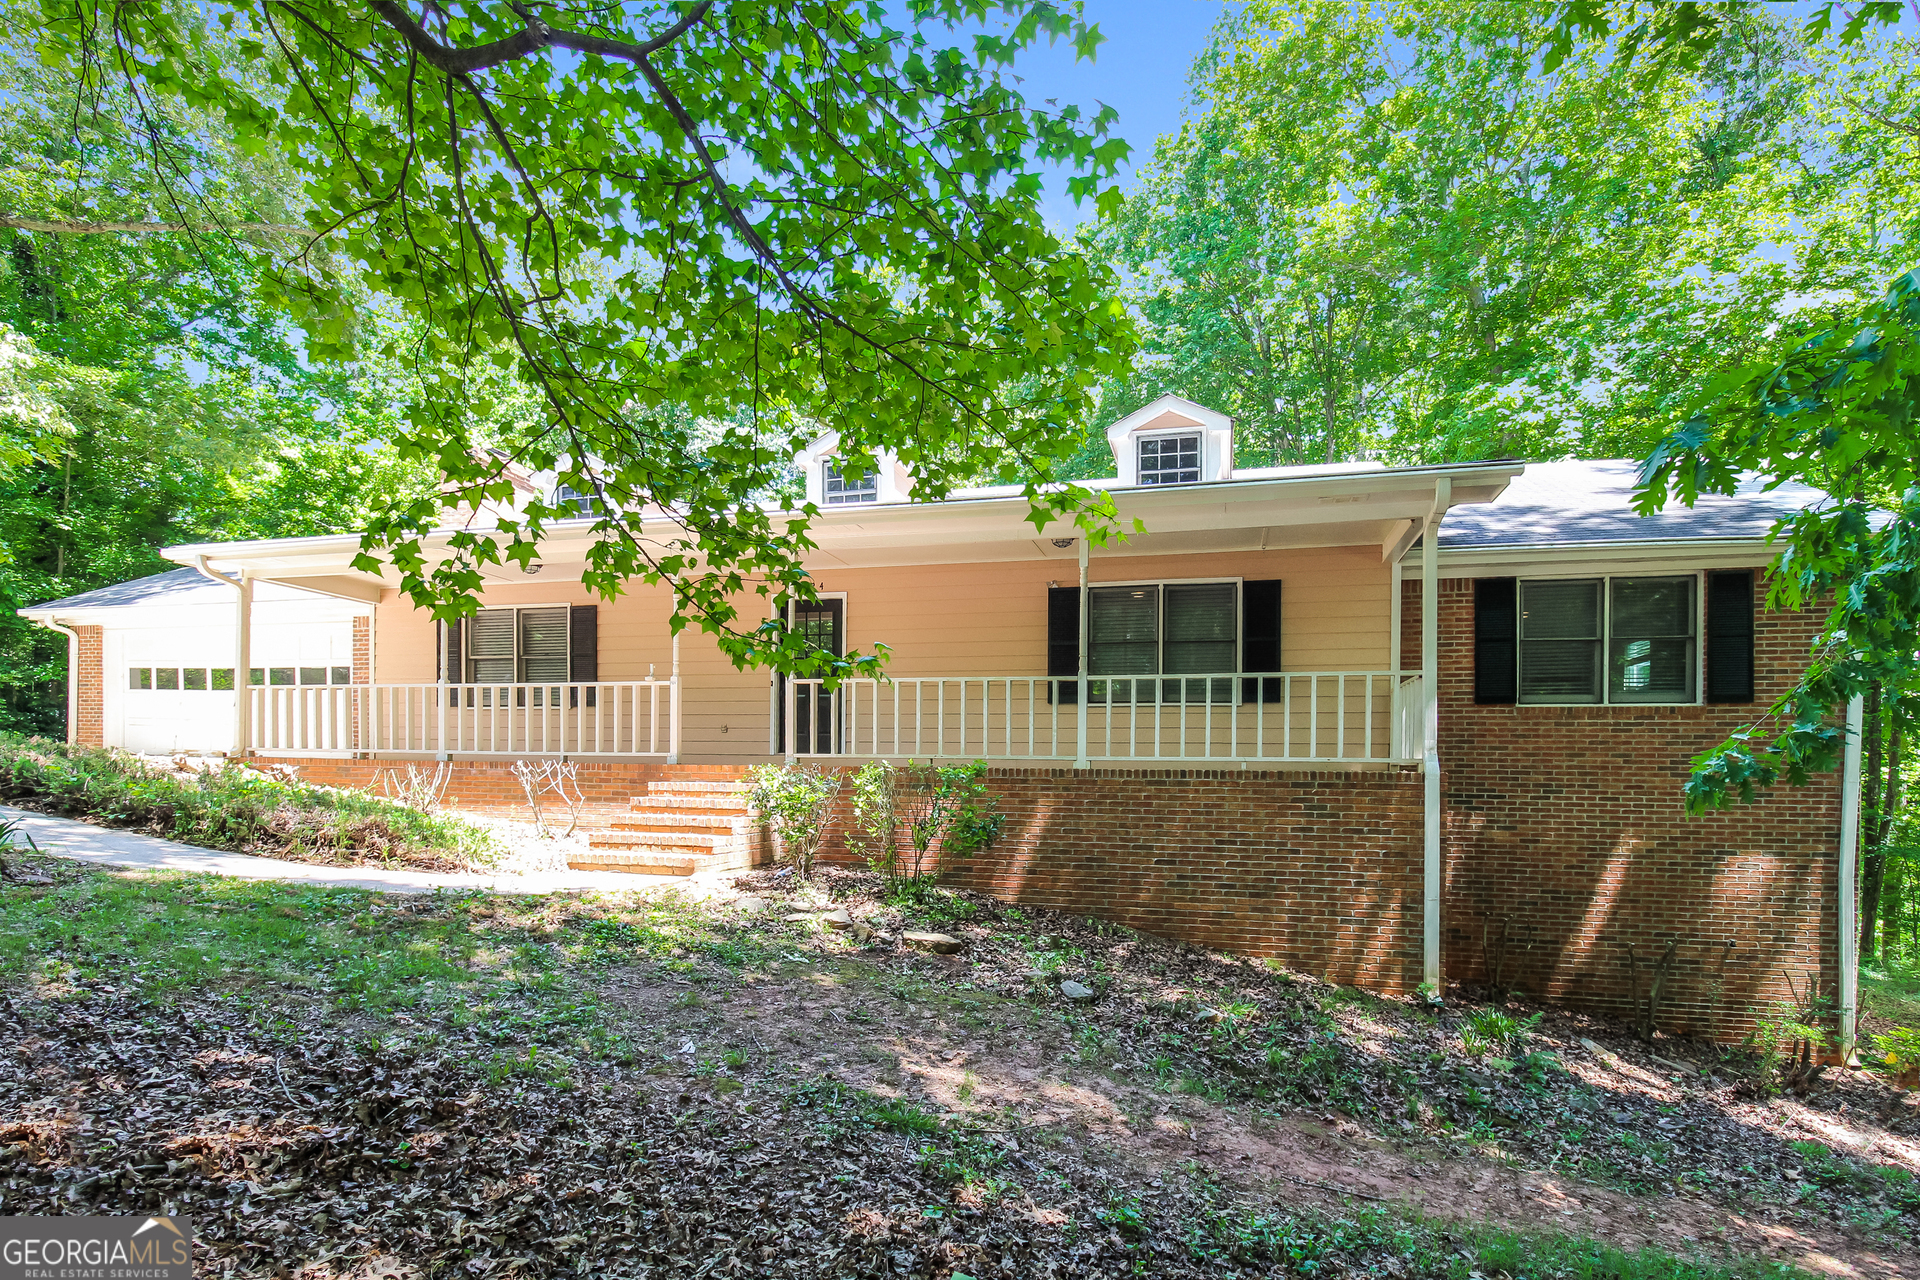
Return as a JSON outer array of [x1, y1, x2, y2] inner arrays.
[[746, 763, 844, 880], [845, 759, 1002, 889], [0, 734, 498, 870]]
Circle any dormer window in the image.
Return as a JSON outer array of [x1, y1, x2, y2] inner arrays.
[[823, 461, 878, 505], [1138, 433, 1201, 485], [556, 483, 601, 516]]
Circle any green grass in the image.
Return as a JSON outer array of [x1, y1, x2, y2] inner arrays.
[[1187, 1200, 1810, 1279], [0, 865, 651, 1067]]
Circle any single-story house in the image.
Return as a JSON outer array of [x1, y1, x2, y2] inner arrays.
[[19, 395, 1854, 1042]]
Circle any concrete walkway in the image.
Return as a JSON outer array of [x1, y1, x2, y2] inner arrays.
[[0, 806, 741, 897]]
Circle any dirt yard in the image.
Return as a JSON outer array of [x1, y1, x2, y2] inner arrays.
[[1, 854, 1913, 1278]]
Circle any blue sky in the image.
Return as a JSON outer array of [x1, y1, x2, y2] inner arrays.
[[960, 1, 1242, 229]]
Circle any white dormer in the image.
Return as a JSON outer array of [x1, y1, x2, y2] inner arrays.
[[1105, 394, 1234, 486], [796, 431, 916, 507]]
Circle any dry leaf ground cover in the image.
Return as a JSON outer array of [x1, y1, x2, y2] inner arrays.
[[0, 854, 1904, 1279]]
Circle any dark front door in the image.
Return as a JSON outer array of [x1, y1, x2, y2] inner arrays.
[[782, 599, 843, 754]]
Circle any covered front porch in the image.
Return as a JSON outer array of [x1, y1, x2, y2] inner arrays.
[[242, 668, 1429, 766], [170, 459, 1518, 774]]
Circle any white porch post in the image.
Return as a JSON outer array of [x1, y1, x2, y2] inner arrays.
[[1422, 478, 1449, 998], [235, 573, 252, 757], [667, 630, 683, 765], [437, 618, 450, 762], [1839, 692, 1865, 1063], [193, 556, 252, 756], [1075, 536, 1090, 771]]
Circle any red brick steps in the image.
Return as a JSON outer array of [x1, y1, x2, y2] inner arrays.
[[570, 780, 758, 876]]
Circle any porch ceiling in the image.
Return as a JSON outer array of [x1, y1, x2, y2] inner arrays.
[[162, 461, 1523, 587]]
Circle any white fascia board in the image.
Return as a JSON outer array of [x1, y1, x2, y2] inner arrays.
[[1436, 537, 1777, 578], [163, 460, 1526, 583]]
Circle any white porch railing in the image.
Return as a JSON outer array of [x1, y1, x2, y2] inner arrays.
[[248, 681, 678, 757], [783, 671, 1426, 765]]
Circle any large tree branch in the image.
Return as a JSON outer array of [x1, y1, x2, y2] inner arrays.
[[362, 0, 713, 74], [0, 213, 307, 237]]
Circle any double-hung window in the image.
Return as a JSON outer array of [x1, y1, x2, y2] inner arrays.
[[823, 460, 878, 504], [1137, 433, 1201, 485], [1518, 576, 1696, 704], [463, 606, 572, 683], [1087, 581, 1238, 702]]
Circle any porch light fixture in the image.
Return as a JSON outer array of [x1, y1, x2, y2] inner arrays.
[[524, 561, 544, 576], [1051, 538, 1076, 549]]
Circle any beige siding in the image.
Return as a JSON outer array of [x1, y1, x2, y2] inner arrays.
[[368, 547, 1394, 763], [817, 546, 1392, 677]]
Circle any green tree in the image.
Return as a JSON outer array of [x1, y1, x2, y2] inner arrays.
[[0, 19, 451, 733], [1092, 0, 1905, 470], [39, 0, 1139, 677]]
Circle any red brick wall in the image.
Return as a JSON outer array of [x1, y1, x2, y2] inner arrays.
[[1404, 576, 1838, 1037], [69, 625, 104, 747], [790, 766, 1425, 989], [951, 767, 1426, 990], [351, 616, 371, 684], [286, 757, 745, 818]]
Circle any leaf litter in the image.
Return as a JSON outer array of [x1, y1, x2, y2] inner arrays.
[[0, 854, 1902, 1278]]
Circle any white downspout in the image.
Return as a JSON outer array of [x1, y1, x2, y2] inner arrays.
[[193, 556, 250, 758], [1422, 478, 1450, 999], [42, 619, 80, 745], [1075, 536, 1090, 771], [1839, 693, 1865, 1063]]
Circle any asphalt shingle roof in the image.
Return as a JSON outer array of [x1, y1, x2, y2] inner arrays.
[[1438, 459, 1825, 549], [25, 568, 233, 613]]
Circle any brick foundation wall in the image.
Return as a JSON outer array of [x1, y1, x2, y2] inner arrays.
[[287, 758, 748, 819], [804, 766, 1430, 993], [1404, 576, 1839, 1038], [69, 625, 104, 747]]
